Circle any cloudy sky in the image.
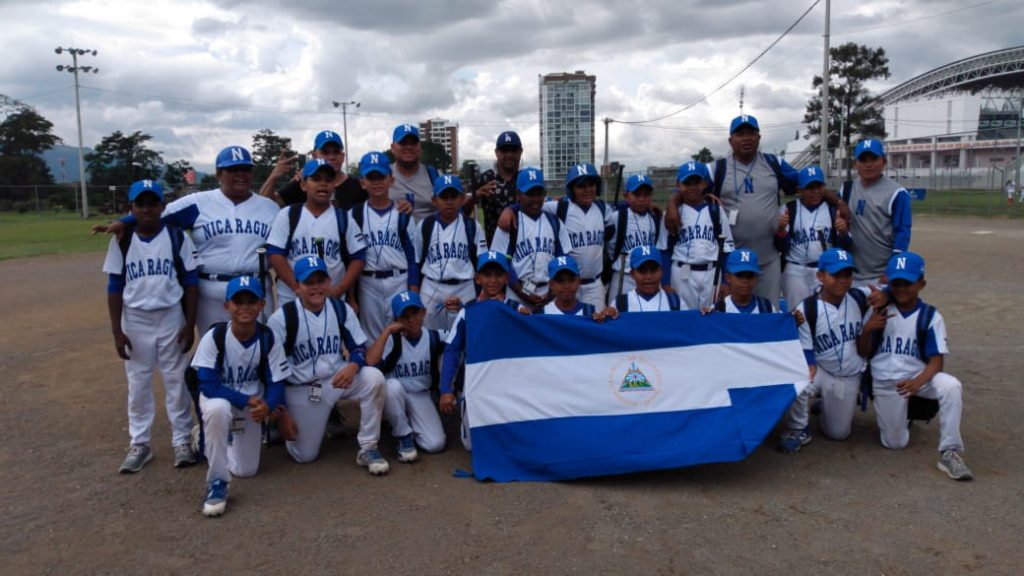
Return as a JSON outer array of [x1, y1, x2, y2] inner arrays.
[[2, 0, 1020, 174]]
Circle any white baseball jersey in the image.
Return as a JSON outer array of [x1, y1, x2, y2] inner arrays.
[[420, 215, 487, 282], [541, 301, 592, 316], [102, 227, 197, 310], [657, 203, 735, 264], [721, 296, 776, 314], [266, 205, 366, 302], [606, 208, 659, 273], [164, 189, 279, 276], [351, 202, 420, 273], [781, 201, 835, 265], [798, 295, 866, 377], [490, 211, 568, 286], [615, 289, 677, 312], [381, 330, 441, 393], [543, 199, 611, 281], [868, 302, 948, 382], [191, 323, 292, 398], [267, 300, 368, 384]]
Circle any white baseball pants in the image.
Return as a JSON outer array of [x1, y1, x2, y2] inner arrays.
[[873, 373, 965, 453], [200, 395, 262, 483], [383, 380, 445, 453]]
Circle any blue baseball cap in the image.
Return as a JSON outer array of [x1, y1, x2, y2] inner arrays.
[[548, 255, 580, 278], [293, 255, 329, 283], [564, 163, 602, 194], [392, 123, 421, 144], [476, 250, 509, 273], [301, 159, 337, 179], [432, 174, 463, 196], [626, 174, 654, 193], [629, 245, 661, 270], [225, 276, 264, 301], [496, 131, 522, 149], [516, 167, 545, 194], [128, 179, 163, 202], [818, 248, 858, 274], [885, 252, 925, 283], [391, 290, 425, 318], [798, 165, 826, 189], [215, 146, 254, 169], [729, 114, 760, 134], [726, 249, 761, 275], [676, 161, 709, 184], [359, 151, 391, 177], [854, 138, 886, 160], [314, 130, 344, 150]]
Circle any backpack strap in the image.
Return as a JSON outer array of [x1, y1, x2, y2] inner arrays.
[[667, 291, 681, 311], [711, 158, 727, 197], [426, 164, 439, 184], [285, 203, 303, 255], [916, 304, 937, 360], [397, 211, 413, 260], [118, 222, 136, 275], [613, 207, 629, 258], [556, 197, 570, 223], [803, 296, 819, 345], [428, 329, 443, 393], [786, 201, 798, 237], [350, 201, 366, 230], [283, 300, 299, 358], [650, 206, 662, 245], [328, 297, 346, 336], [714, 298, 726, 313], [464, 215, 478, 266], [212, 322, 229, 374], [335, 207, 352, 265], [581, 302, 596, 316], [756, 296, 774, 314], [841, 180, 854, 204], [849, 289, 869, 316], [505, 208, 520, 260], [708, 202, 723, 241], [381, 332, 403, 374], [419, 216, 437, 269], [763, 153, 796, 196], [615, 293, 629, 312]]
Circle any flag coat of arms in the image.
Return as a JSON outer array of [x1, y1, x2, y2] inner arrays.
[[464, 302, 810, 482]]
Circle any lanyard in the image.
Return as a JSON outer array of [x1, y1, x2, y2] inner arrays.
[[367, 202, 394, 267], [732, 155, 757, 197], [636, 291, 664, 312], [521, 211, 543, 278], [229, 322, 259, 392], [303, 304, 331, 379], [822, 297, 849, 371], [436, 216, 461, 281]]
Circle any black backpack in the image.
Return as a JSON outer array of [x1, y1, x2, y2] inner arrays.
[[711, 154, 796, 198], [714, 295, 773, 313], [349, 201, 414, 261], [615, 291, 681, 312], [603, 207, 663, 284], [380, 329, 444, 394], [419, 214, 479, 270], [284, 203, 354, 263], [119, 222, 188, 290], [504, 208, 564, 264], [281, 297, 348, 358]]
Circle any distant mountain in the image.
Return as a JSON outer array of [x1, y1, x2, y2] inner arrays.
[[41, 144, 93, 183]]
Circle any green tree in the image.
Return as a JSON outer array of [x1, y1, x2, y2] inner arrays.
[[690, 147, 714, 163], [199, 173, 219, 187], [85, 130, 164, 186], [421, 140, 452, 172], [251, 129, 293, 185], [803, 43, 891, 169], [163, 159, 193, 191], [0, 103, 61, 185]]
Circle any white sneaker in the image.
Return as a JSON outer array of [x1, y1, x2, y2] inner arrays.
[[396, 434, 419, 463], [937, 450, 973, 481], [356, 447, 390, 475]]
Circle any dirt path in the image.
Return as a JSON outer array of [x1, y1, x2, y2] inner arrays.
[[1, 215, 1021, 575]]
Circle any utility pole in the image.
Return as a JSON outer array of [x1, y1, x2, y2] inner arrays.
[[739, 86, 745, 114], [820, 0, 831, 176], [332, 100, 360, 172], [603, 117, 612, 169], [55, 46, 98, 218], [1015, 93, 1022, 198]]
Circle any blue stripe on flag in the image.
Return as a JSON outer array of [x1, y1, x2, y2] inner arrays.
[[465, 300, 798, 363], [470, 384, 797, 482]]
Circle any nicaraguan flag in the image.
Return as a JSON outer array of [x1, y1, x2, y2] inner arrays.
[[465, 302, 810, 482]]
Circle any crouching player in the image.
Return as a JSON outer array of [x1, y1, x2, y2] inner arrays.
[[193, 276, 293, 517], [267, 256, 390, 475], [858, 252, 972, 480], [366, 291, 446, 461]]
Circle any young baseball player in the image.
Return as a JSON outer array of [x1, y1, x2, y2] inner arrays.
[[843, 139, 913, 286], [350, 151, 421, 341], [611, 246, 681, 313], [857, 252, 972, 480], [776, 165, 852, 311], [657, 162, 735, 311], [365, 291, 446, 461], [713, 249, 776, 314], [489, 167, 569, 308], [553, 164, 613, 309], [782, 248, 868, 453], [606, 174, 662, 304], [193, 276, 293, 517], [266, 159, 367, 309], [103, 180, 199, 473], [539, 256, 618, 321], [418, 175, 487, 332], [266, 256, 390, 474], [438, 252, 523, 450]]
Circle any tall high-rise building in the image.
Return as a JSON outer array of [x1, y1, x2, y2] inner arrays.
[[419, 118, 459, 170], [539, 71, 596, 181]]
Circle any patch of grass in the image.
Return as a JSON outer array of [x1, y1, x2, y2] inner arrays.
[[0, 212, 113, 260], [910, 189, 1024, 218]]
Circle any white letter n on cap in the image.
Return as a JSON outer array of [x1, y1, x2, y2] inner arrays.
[[239, 277, 250, 287], [231, 148, 245, 161], [741, 251, 751, 262], [528, 170, 537, 181], [896, 257, 906, 269]]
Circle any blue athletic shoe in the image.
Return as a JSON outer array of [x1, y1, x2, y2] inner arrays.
[[779, 429, 812, 454], [397, 434, 419, 463], [202, 479, 229, 517]]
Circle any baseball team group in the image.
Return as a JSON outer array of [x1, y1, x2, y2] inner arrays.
[[95, 113, 973, 518]]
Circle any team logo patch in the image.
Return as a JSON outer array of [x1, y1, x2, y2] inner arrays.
[[609, 356, 661, 407]]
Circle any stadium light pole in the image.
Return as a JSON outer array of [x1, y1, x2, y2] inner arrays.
[[332, 100, 360, 173], [819, 0, 831, 177], [55, 46, 98, 219], [1016, 93, 1022, 198]]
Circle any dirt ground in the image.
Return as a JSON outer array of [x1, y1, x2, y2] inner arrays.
[[1, 214, 1021, 575]]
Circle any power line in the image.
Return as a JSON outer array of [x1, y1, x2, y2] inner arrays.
[[834, 0, 1003, 37], [614, 0, 821, 126]]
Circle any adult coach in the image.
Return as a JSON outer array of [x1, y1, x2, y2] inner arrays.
[[843, 139, 912, 285], [259, 130, 368, 211], [97, 146, 280, 334], [389, 124, 440, 221], [666, 114, 848, 303], [466, 130, 523, 245]]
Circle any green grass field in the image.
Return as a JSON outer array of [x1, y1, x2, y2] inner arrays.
[[0, 212, 112, 260], [913, 189, 1024, 218]]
